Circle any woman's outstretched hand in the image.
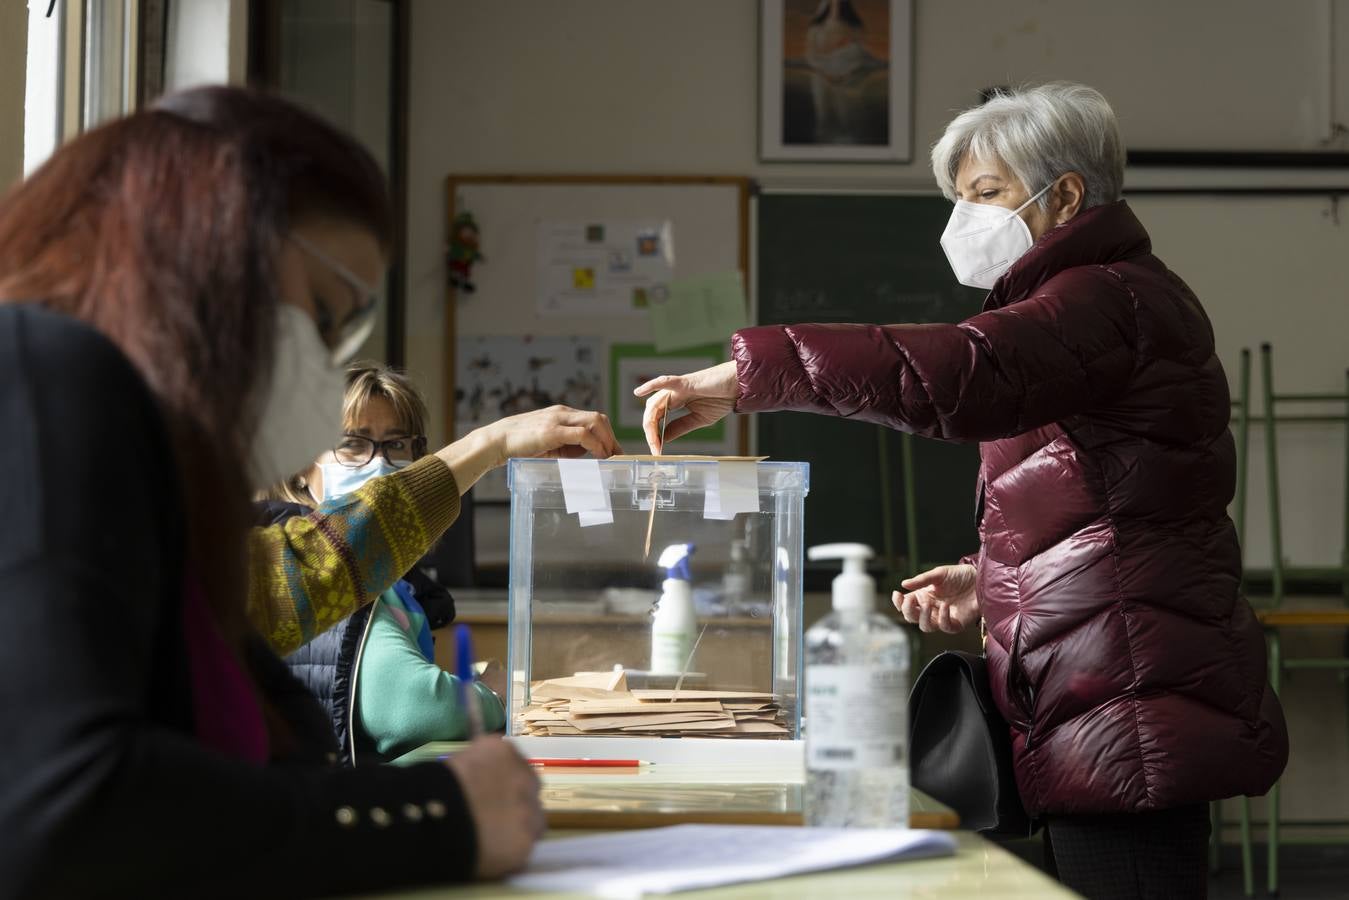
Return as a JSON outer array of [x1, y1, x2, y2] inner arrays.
[[482, 405, 622, 464], [894, 563, 980, 634], [633, 361, 738, 454], [435, 405, 621, 495]]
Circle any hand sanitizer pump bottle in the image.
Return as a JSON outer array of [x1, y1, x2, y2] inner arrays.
[[651, 543, 697, 674], [804, 543, 910, 828]]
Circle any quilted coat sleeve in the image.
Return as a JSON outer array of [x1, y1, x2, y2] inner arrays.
[[734, 268, 1139, 442]]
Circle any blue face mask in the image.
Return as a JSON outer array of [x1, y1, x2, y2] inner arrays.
[[318, 456, 409, 502]]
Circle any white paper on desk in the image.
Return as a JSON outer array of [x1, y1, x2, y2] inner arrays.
[[558, 459, 613, 526], [508, 824, 957, 898], [702, 461, 759, 521]]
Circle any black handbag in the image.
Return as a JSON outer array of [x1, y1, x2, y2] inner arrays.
[[909, 649, 1037, 838]]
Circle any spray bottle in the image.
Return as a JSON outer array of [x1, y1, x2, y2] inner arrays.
[[651, 543, 697, 674], [803, 543, 910, 828]]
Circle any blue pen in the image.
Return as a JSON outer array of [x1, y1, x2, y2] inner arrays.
[[455, 624, 486, 738]]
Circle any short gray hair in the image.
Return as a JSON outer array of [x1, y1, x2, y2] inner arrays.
[[931, 82, 1125, 212]]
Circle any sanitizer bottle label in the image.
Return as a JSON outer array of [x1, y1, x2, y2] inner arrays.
[[805, 665, 907, 770]]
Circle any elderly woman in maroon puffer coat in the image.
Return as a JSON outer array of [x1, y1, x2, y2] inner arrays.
[[635, 82, 1286, 900]]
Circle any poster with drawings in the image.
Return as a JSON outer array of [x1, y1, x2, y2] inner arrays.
[[455, 335, 604, 500]]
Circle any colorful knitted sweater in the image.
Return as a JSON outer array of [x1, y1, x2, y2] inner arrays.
[[247, 455, 461, 656]]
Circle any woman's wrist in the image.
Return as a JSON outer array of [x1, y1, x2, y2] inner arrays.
[[433, 426, 501, 496]]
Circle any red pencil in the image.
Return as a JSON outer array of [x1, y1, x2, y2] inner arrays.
[[527, 758, 650, 768]]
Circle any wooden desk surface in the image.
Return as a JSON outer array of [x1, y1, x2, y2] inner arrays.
[[369, 746, 1076, 899], [394, 743, 960, 831], [355, 829, 1075, 899]]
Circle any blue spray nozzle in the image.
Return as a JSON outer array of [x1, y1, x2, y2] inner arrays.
[[657, 542, 695, 582], [669, 557, 692, 581]]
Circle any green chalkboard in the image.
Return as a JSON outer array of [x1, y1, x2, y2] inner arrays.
[[755, 193, 986, 581]]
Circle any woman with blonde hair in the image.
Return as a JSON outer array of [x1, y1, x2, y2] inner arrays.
[[267, 362, 430, 507], [264, 361, 504, 765]]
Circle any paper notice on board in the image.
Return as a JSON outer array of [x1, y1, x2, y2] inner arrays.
[[558, 459, 613, 526], [650, 271, 748, 353], [537, 220, 675, 317], [703, 461, 760, 521]]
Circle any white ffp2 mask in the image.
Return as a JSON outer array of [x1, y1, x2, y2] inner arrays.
[[939, 182, 1055, 290], [248, 304, 348, 491]]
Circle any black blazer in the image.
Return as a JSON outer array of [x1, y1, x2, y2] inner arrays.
[[0, 304, 479, 898]]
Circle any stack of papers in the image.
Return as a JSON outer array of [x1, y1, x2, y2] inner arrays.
[[517, 672, 789, 739], [508, 824, 958, 898]]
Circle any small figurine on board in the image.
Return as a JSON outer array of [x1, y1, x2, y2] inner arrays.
[[447, 211, 484, 293]]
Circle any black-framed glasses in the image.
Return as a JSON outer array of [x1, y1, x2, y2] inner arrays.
[[334, 433, 428, 468], [291, 234, 380, 365]]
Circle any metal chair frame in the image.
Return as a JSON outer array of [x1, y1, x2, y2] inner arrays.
[[1212, 346, 1349, 896]]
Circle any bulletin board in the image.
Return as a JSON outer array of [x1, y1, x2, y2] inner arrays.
[[444, 176, 751, 459]]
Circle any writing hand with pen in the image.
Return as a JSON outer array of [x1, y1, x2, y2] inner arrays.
[[444, 626, 544, 879], [442, 738, 544, 879]]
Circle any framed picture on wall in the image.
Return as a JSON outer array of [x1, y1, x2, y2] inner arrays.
[[759, 0, 912, 162]]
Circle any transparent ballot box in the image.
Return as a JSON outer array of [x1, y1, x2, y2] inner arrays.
[[506, 457, 809, 757]]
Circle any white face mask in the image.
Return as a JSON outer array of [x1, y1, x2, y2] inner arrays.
[[939, 181, 1055, 290], [317, 456, 408, 502], [249, 304, 348, 491]]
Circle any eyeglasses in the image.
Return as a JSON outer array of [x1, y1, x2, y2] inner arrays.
[[290, 233, 380, 365], [334, 433, 428, 468]]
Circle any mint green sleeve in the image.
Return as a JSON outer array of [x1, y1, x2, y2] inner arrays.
[[355, 603, 506, 757]]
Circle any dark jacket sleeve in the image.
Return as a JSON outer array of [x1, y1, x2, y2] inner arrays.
[[0, 305, 478, 899], [733, 267, 1139, 442]]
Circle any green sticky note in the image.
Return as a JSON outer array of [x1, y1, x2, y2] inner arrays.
[[649, 272, 748, 353]]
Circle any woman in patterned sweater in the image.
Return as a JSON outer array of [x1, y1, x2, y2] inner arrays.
[[269, 362, 507, 763]]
